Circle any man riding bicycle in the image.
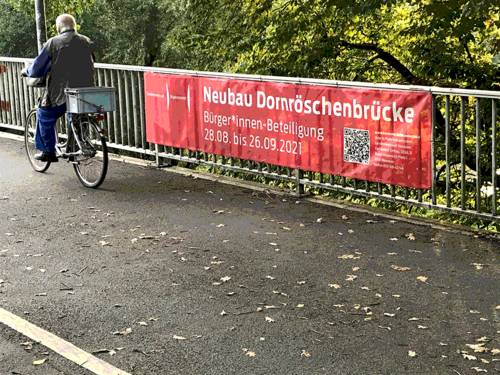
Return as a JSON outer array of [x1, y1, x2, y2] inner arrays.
[[21, 14, 95, 162]]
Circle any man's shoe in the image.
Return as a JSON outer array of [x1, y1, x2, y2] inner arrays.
[[34, 152, 58, 162]]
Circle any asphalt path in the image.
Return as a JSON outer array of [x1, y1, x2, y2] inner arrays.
[[0, 135, 499, 375]]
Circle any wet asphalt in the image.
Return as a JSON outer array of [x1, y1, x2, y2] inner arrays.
[[0, 135, 499, 375]]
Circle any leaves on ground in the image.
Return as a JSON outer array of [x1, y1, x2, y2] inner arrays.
[[391, 265, 411, 272], [33, 358, 47, 366]]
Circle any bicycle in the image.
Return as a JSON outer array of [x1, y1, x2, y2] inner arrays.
[[24, 87, 115, 188]]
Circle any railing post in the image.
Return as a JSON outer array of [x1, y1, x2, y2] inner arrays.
[[295, 168, 304, 196]]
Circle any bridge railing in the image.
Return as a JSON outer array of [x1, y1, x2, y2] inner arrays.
[[0, 56, 498, 222]]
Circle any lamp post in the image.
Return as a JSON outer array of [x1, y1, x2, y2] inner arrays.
[[34, 0, 47, 53]]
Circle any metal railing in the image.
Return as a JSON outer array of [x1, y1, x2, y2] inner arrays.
[[0, 56, 498, 222]]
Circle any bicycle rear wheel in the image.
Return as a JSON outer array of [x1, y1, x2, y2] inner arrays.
[[24, 109, 51, 172], [72, 119, 108, 188]]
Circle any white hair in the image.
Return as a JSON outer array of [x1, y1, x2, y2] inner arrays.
[[56, 14, 76, 33]]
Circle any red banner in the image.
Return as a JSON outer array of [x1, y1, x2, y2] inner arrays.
[[145, 73, 432, 189]]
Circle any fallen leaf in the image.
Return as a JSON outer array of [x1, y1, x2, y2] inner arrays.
[[416, 276, 428, 283], [338, 254, 360, 260], [391, 265, 411, 272], [21, 341, 33, 350], [390, 238, 398, 241], [316, 218, 323, 223], [301, 350, 311, 358], [345, 275, 357, 281], [265, 305, 279, 310], [297, 280, 306, 285], [137, 321, 148, 326], [472, 263, 484, 270], [378, 325, 392, 331], [173, 335, 187, 340], [112, 328, 132, 336], [99, 241, 110, 246], [220, 276, 231, 283], [265, 316, 275, 323], [466, 343, 488, 353], [220, 310, 228, 316], [246, 351, 256, 357], [33, 358, 47, 365], [470, 367, 487, 373], [405, 233, 416, 241], [384, 313, 396, 317], [408, 351, 417, 357], [328, 283, 341, 289], [462, 353, 477, 361], [296, 304, 305, 308], [417, 325, 428, 330]]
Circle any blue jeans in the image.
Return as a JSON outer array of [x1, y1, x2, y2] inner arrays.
[[35, 104, 66, 153]]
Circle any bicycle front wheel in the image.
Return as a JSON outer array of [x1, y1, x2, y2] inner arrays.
[[72, 119, 108, 188], [24, 109, 51, 172]]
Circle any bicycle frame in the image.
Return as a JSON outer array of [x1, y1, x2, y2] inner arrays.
[[54, 113, 105, 161]]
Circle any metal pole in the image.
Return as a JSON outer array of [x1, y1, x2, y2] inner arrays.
[[34, 0, 47, 53]]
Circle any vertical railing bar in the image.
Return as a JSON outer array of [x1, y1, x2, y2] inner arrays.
[[7, 63, 15, 125], [445, 96, 451, 207], [137, 72, 147, 151], [417, 189, 422, 203], [118, 71, 126, 145], [377, 183, 382, 195], [110, 69, 118, 145], [97, 69, 103, 86], [17, 65, 25, 126], [460, 97, 466, 210], [124, 72, 132, 146], [6, 63, 14, 125], [475, 98, 481, 212], [0, 62, 5, 124], [22, 72, 30, 125], [492, 99, 497, 216], [102, 69, 113, 142], [431, 95, 437, 205], [13, 64, 22, 126], [295, 169, 303, 196], [131, 71, 140, 148]]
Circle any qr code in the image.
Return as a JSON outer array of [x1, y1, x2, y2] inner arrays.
[[343, 128, 370, 164]]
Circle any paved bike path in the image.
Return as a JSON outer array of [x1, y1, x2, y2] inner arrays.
[[0, 136, 499, 375]]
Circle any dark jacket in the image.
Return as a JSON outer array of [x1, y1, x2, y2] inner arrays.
[[27, 30, 95, 107]]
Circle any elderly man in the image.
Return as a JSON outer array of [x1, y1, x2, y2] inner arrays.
[[22, 14, 94, 162]]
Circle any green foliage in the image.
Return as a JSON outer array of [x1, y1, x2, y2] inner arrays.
[[0, 1, 36, 57]]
